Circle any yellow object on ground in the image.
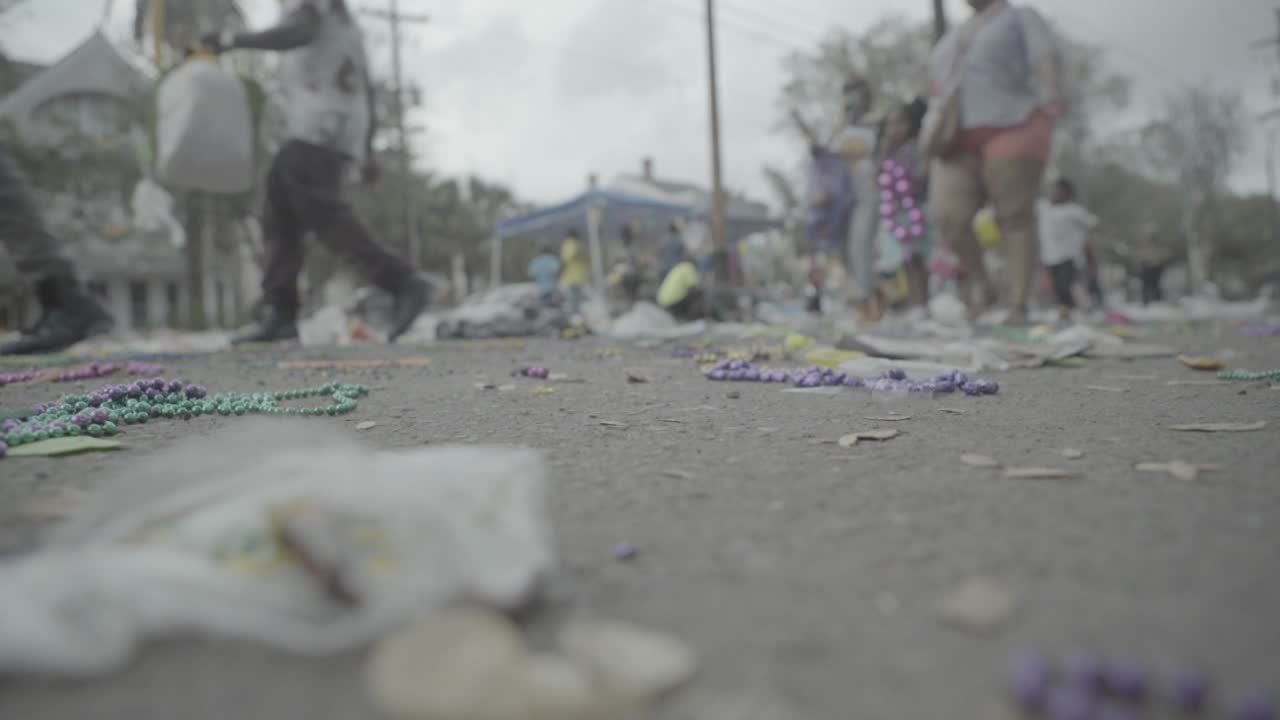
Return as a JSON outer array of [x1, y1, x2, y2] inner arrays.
[[974, 208, 1001, 249], [803, 347, 866, 369], [657, 261, 699, 308], [783, 333, 815, 353]]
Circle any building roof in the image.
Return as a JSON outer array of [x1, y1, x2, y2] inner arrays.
[[0, 55, 47, 97], [609, 173, 772, 223], [0, 31, 150, 133]]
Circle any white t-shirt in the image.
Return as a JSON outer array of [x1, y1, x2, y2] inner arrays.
[[278, 0, 371, 162], [1038, 200, 1098, 267]]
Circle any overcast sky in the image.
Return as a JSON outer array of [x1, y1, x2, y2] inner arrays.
[[2, 0, 1276, 207]]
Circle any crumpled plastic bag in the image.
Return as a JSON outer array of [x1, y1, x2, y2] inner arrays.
[[0, 422, 555, 677], [606, 302, 704, 341], [155, 57, 254, 194]]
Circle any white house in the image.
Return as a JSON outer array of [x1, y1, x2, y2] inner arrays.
[[0, 31, 256, 333]]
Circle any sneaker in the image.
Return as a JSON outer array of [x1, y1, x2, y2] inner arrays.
[[387, 274, 431, 343], [231, 306, 299, 345], [0, 295, 113, 356]]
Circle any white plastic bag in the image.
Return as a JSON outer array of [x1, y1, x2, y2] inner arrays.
[[0, 422, 555, 676], [155, 57, 254, 194]]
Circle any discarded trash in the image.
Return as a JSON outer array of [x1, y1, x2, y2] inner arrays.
[[961, 454, 1001, 468], [0, 422, 555, 675], [1084, 385, 1128, 393], [356, 421, 377, 431], [626, 372, 649, 384], [1177, 355, 1226, 371], [838, 429, 900, 447], [1168, 421, 1268, 433], [865, 415, 912, 422], [1059, 448, 1084, 460], [558, 619, 697, 701], [938, 407, 967, 415], [1135, 461, 1220, 481], [531, 387, 557, 396], [365, 609, 695, 720], [614, 544, 637, 561], [935, 577, 1017, 632], [1003, 467, 1079, 480], [4, 436, 123, 458], [518, 365, 551, 380]]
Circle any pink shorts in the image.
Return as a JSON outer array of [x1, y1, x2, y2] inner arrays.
[[960, 110, 1054, 162]]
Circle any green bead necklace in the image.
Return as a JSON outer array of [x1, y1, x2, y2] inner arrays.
[[1, 378, 369, 455], [1216, 369, 1280, 381]]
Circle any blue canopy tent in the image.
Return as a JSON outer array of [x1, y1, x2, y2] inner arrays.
[[490, 189, 692, 295]]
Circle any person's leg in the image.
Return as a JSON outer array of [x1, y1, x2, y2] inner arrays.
[[1050, 261, 1076, 308], [906, 257, 929, 308], [282, 142, 428, 342], [234, 144, 307, 343], [848, 169, 879, 318], [981, 155, 1046, 324], [927, 153, 989, 316], [0, 150, 112, 355]]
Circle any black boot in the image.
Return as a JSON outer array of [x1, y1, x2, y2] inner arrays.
[[0, 276, 113, 356], [387, 274, 431, 343], [231, 305, 299, 345]]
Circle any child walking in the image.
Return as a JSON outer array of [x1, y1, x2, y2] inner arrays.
[[1038, 178, 1098, 318], [875, 98, 933, 312]]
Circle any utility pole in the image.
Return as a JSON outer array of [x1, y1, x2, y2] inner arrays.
[[704, 0, 728, 279], [359, 2, 429, 269], [931, 0, 948, 45]]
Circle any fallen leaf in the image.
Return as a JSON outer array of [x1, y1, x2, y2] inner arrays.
[[1177, 355, 1225, 371], [1169, 421, 1268, 433], [864, 415, 913, 422], [355, 421, 377, 431], [838, 429, 900, 447], [7, 436, 122, 457], [1060, 448, 1085, 459], [1085, 385, 1128, 393], [1136, 461, 1221, 481], [1003, 466, 1079, 480], [938, 407, 967, 415], [934, 577, 1017, 632], [960, 453, 1001, 468]]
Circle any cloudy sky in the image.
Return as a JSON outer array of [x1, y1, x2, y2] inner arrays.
[[2, 0, 1276, 208]]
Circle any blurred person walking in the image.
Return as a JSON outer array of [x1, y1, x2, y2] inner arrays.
[[206, 0, 429, 344], [923, 0, 1063, 324], [0, 150, 113, 355]]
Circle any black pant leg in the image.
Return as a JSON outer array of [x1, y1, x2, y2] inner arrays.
[[258, 143, 308, 317]]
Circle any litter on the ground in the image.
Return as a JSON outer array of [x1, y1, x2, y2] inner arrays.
[[838, 429, 900, 447], [1135, 461, 1221, 481], [355, 421, 377, 430], [1168, 421, 1268, 433], [1176, 355, 1226, 371], [5, 436, 123, 457], [1003, 467, 1079, 480], [961, 454, 1001, 468], [0, 422, 554, 676], [1059, 449, 1085, 460]]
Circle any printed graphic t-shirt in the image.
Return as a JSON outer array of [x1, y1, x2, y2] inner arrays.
[[279, 0, 372, 162]]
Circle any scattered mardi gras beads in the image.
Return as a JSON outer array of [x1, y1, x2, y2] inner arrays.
[[1216, 368, 1280, 381], [517, 365, 550, 379], [704, 359, 998, 396], [0, 378, 369, 457], [0, 361, 165, 387], [0, 369, 44, 387], [1007, 652, 1273, 720]]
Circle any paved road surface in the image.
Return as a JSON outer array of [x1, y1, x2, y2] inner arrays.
[[1, 327, 1278, 719]]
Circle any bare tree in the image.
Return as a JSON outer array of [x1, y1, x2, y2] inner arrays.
[[1141, 86, 1248, 292]]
